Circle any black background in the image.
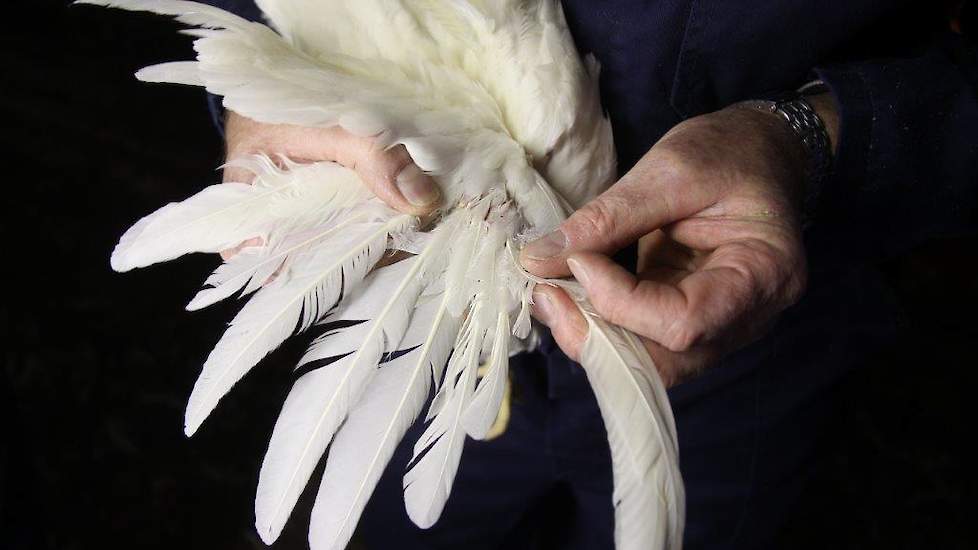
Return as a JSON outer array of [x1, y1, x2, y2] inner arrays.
[[2, 2, 976, 549]]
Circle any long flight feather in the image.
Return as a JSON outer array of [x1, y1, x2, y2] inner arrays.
[[185, 215, 411, 436], [186, 213, 366, 311], [461, 306, 510, 440], [254, 224, 450, 543], [111, 181, 275, 272], [307, 290, 458, 550], [81, 1, 683, 548], [573, 296, 685, 550], [403, 300, 484, 529], [111, 156, 370, 272]]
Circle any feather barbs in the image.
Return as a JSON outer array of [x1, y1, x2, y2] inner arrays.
[[82, 1, 684, 549]]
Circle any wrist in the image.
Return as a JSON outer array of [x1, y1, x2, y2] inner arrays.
[[731, 88, 838, 226], [720, 102, 811, 209], [803, 92, 840, 155]]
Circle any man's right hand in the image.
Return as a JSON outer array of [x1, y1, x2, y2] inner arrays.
[[220, 111, 442, 258]]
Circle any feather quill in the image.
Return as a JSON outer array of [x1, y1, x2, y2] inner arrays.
[[403, 304, 484, 529], [582, 318, 683, 550], [559, 282, 685, 550], [82, 1, 684, 549], [307, 290, 458, 550], [185, 214, 412, 436], [461, 306, 510, 440], [255, 218, 453, 543]]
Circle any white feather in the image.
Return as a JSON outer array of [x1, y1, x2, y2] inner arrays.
[[307, 290, 458, 550], [110, 181, 271, 272], [186, 214, 364, 311], [255, 222, 452, 543], [461, 306, 510, 440], [570, 287, 685, 550], [75, 0, 253, 30], [185, 215, 411, 436], [84, 1, 684, 548], [111, 156, 371, 273], [402, 298, 487, 529]]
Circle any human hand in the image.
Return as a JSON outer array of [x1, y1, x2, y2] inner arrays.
[[219, 111, 441, 259], [522, 97, 838, 386]]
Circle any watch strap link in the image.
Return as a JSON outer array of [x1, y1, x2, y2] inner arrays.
[[739, 81, 834, 226]]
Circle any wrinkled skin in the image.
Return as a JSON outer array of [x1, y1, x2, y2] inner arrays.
[[218, 111, 441, 259], [523, 95, 839, 386], [221, 94, 839, 387]]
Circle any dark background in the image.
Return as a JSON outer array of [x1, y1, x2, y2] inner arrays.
[[2, 2, 976, 549]]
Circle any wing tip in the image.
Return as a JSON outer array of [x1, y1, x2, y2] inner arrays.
[[134, 66, 166, 84], [183, 410, 203, 437], [109, 253, 132, 273], [405, 505, 438, 530], [185, 294, 207, 312], [254, 518, 281, 546]]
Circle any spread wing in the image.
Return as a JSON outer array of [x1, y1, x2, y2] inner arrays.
[[79, 2, 682, 550]]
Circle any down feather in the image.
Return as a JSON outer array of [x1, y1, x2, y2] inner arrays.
[[78, 1, 685, 549]]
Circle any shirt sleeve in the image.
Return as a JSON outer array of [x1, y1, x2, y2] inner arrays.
[[811, 31, 978, 261], [195, 0, 264, 135]]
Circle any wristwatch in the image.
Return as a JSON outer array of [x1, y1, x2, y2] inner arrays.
[[738, 81, 834, 225]]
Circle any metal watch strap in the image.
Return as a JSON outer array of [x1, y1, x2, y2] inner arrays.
[[738, 84, 833, 225]]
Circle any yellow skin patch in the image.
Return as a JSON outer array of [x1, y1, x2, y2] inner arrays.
[[477, 363, 512, 441]]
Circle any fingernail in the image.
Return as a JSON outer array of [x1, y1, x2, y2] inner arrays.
[[523, 230, 567, 260], [567, 257, 590, 286], [396, 164, 440, 207], [531, 290, 554, 327]]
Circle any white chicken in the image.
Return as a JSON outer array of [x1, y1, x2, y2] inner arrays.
[[80, 1, 685, 549]]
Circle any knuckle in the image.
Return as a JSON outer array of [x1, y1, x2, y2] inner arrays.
[[725, 240, 777, 301], [783, 250, 809, 304], [741, 238, 808, 306], [381, 144, 414, 172], [362, 142, 412, 180], [649, 141, 696, 185], [569, 195, 626, 244], [572, 202, 614, 237], [731, 260, 763, 299], [662, 312, 701, 352]]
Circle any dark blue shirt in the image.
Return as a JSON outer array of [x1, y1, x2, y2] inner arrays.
[[205, 0, 977, 259], [195, 2, 977, 546]]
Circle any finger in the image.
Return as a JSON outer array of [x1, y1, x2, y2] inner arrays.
[[565, 252, 683, 346], [222, 163, 257, 185], [225, 112, 440, 216], [520, 161, 691, 278], [531, 284, 589, 361], [640, 337, 711, 388], [350, 142, 441, 216], [567, 250, 759, 353], [533, 277, 704, 385]]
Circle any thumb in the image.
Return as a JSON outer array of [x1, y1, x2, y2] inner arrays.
[[520, 175, 676, 278], [344, 141, 442, 217], [224, 112, 441, 216]]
